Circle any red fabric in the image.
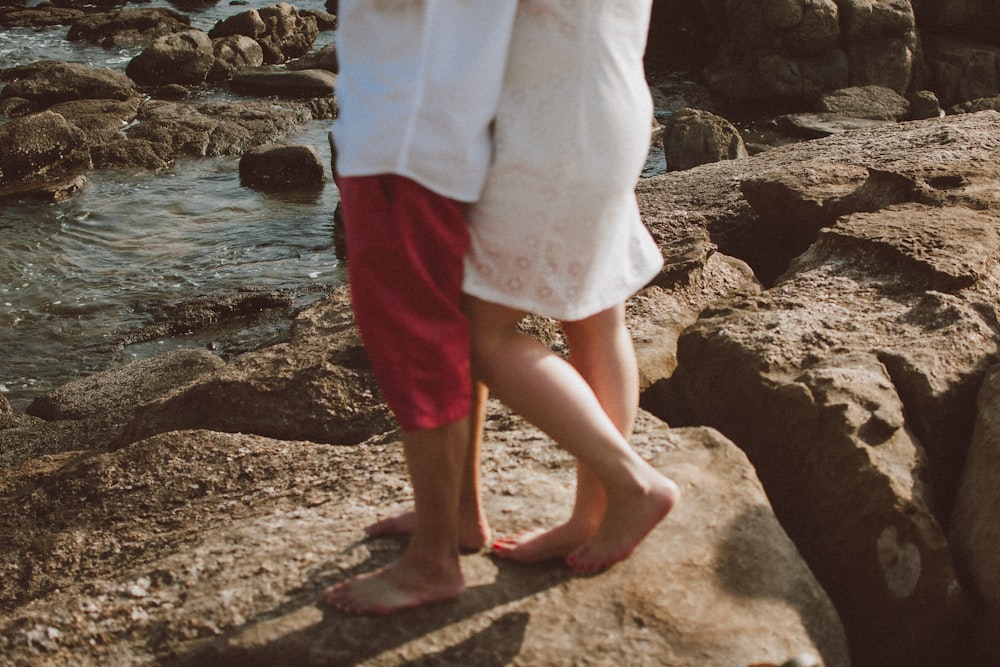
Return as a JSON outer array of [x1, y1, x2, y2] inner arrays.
[[338, 174, 472, 431]]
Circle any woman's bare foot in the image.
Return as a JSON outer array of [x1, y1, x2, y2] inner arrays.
[[366, 509, 493, 553], [491, 519, 597, 563], [323, 556, 465, 615], [566, 476, 680, 574]]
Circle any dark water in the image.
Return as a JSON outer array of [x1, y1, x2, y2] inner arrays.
[[0, 2, 707, 411]]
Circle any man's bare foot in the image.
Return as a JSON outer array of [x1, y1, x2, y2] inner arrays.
[[566, 477, 680, 574], [322, 557, 465, 615], [366, 509, 492, 553], [491, 520, 596, 563]]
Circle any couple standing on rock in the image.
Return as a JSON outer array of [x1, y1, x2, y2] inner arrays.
[[323, 0, 680, 615]]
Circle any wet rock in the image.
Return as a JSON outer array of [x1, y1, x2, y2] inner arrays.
[[300, 8, 337, 31], [208, 2, 319, 65], [125, 29, 216, 87], [208, 7, 268, 40], [46, 98, 141, 145], [239, 143, 325, 192], [0, 110, 90, 185], [0, 61, 139, 114], [0, 173, 87, 202], [208, 34, 264, 82], [229, 66, 336, 98], [66, 8, 192, 49], [121, 287, 299, 346], [662, 107, 747, 171], [120, 99, 314, 164], [0, 5, 83, 27], [0, 393, 10, 415], [286, 42, 338, 73], [150, 83, 191, 100]]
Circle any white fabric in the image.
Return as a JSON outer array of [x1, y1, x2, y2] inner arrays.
[[463, 0, 664, 321], [331, 0, 517, 203]]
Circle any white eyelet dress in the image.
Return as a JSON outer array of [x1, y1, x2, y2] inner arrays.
[[462, 0, 664, 322]]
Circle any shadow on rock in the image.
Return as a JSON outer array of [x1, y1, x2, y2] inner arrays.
[[714, 505, 848, 667], [163, 543, 568, 667]]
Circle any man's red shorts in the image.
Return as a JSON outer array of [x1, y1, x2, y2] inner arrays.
[[337, 174, 472, 432]]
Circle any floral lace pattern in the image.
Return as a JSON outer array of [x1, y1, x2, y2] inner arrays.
[[463, 0, 663, 321]]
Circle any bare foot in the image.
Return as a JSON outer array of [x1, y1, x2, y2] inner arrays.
[[491, 520, 596, 563], [565, 477, 680, 574], [322, 557, 465, 615], [366, 509, 492, 553]]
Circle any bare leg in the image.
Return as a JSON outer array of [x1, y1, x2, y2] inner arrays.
[[493, 306, 638, 561], [323, 416, 470, 614], [467, 296, 679, 573], [365, 382, 493, 551]]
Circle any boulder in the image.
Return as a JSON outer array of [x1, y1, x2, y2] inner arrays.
[[120, 290, 394, 447], [0, 393, 10, 415], [949, 93, 1000, 114], [906, 89, 944, 119], [817, 84, 910, 120], [701, 0, 849, 103], [0, 61, 139, 114], [208, 8, 268, 40], [208, 35, 264, 82], [121, 99, 314, 163], [0, 415, 120, 471], [651, 211, 985, 667], [951, 365, 1000, 657], [254, 2, 319, 63], [638, 111, 1000, 667], [66, 8, 191, 49], [0, 350, 224, 470], [286, 43, 338, 73], [0, 111, 90, 184], [25, 349, 224, 423], [46, 98, 141, 145], [209, 3, 318, 65], [725, 0, 840, 55], [922, 35, 1000, 108], [662, 108, 747, 171], [0, 173, 87, 203], [0, 416, 850, 667], [238, 143, 326, 192], [771, 112, 893, 138], [229, 67, 336, 99], [839, 0, 916, 41], [914, 0, 1000, 46], [630, 233, 761, 390], [704, 45, 850, 103], [299, 8, 337, 32], [125, 29, 216, 87], [845, 34, 916, 93], [0, 5, 82, 27]]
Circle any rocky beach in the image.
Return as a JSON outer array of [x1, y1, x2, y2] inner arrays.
[[3, 1, 1000, 666]]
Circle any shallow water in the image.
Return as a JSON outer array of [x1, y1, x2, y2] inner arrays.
[[0, 2, 697, 411]]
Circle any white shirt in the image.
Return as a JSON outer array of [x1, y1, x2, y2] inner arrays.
[[331, 0, 518, 203]]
